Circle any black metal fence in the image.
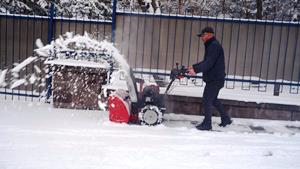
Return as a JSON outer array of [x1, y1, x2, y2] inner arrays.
[[0, 1, 300, 101]]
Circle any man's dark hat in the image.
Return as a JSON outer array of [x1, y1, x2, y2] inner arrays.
[[197, 26, 214, 37]]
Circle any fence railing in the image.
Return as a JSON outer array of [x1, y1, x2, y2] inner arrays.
[[115, 11, 300, 92], [0, 0, 300, 101]]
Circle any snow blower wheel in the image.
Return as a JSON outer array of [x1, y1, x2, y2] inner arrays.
[[139, 105, 163, 126]]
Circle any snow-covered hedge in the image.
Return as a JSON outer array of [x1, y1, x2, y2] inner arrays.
[[119, 0, 299, 21], [0, 0, 299, 21], [0, 0, 112, 20]]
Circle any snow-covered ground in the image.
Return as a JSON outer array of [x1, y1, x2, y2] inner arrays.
[[1, 98, 300, 169]]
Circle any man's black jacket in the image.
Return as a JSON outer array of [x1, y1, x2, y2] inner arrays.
[[192, 37, 226, 83]]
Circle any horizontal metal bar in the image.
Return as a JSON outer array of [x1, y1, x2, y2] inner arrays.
[[0, 13, 49, 20], [2, 12, 298, 26], [53, 17, 112, 24], [133, 71, 300, 87], [116, 11, 300, 27], [0, 91, 40, 98]]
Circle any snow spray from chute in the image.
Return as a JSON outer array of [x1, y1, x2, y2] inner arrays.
[[1, 32, 133, 100], [0, 56, 42, 90]]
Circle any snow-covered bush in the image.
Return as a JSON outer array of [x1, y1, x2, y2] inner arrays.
[[0, 0, 112, 20], [55, 0, 112, 20], [0, 0, 299, 21], [0, 0, 50, 15], [120, 0, 300, 21]]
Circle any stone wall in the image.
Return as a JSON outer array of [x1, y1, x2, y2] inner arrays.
[[163, 95, 300, 121]]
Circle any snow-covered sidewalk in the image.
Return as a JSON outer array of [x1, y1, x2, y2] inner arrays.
[[1, 99, 300, 169]]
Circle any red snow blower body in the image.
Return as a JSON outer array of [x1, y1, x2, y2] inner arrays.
[[108, 64, 188, 126], [108, 69, 165, 125], [108, 89, 132, 123]]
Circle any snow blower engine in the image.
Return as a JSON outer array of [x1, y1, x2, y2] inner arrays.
[[108, 63, 188, 126]]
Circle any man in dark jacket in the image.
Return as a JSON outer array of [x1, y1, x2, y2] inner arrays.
[[188, 26, 232, 131]]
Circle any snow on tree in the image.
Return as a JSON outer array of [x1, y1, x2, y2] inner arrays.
[[119, 0, 300, 21], [0, 0, 112, 20], [55, 0, 112, 20], [0, 0, 50, 15], [118, 0, 161, 13], [263, 0, 300, 21], [0, 0, 299, 21]]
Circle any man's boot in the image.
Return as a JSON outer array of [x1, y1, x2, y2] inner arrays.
[[196, 119, 212, 131], [219, 116, 232, 127]]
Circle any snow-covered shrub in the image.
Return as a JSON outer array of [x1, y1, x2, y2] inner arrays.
[[120, 0, 300, 21], [55, 0, 112, 20], [0, 0, 50, 15], [0, 0, 112, 20], [0, 1, 299, 22]]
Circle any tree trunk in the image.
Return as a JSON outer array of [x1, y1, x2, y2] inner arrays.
[[137, 0, 148, 12], [244, 0, 250, 19], [256, 0, 263, 19], [222, 0, 225, 15], [151, 0, 158, 12], [178, 0, 183, 14]]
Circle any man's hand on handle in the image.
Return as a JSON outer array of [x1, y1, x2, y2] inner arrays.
[[188, 66, 196, 76]]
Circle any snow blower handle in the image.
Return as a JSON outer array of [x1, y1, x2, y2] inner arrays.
[[170, 63, 189, 80], [165, 63, 189, 94]]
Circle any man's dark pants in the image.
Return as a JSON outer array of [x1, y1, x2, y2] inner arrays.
[[202, 80, 229, 123]]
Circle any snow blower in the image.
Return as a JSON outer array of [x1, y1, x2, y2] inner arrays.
[[107, 63, 189, 126]]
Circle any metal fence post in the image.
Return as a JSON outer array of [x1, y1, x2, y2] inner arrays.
[[46, 1, 55, 101], [111, 0, 117, 43], [47, 1, 55, 43]]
